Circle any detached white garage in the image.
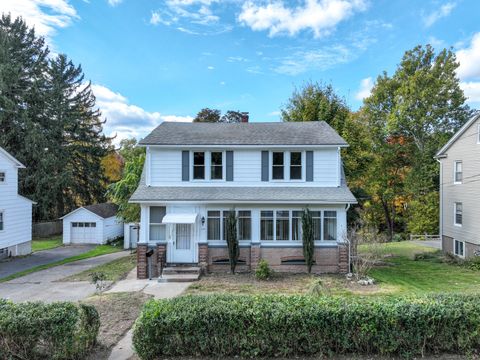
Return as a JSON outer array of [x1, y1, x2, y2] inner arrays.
[[61, 203, 123, 245]]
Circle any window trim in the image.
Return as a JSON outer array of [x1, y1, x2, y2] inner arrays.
[[454, 160, 462, 184], [190, 151, 225, 181], [453, 239, 465, 258], [269, 151, 305, 182], [454, 202, 463, 227]]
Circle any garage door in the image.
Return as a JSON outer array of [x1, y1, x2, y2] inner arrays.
[[71, 222, 97, 243]]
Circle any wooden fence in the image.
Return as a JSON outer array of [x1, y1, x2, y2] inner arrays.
[[33, 221, 63, 238], [409, 234, 441, 241]]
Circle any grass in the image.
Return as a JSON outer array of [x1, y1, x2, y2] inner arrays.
[[31, 236, 63, 252], [61, 254, 136, 282], [83, 291, 152, 360], [0, 244, 123, 283], [188, 241, 480, 297]]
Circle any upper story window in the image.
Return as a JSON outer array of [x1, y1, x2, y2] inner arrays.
[[210, 152, 223, 180], [454, 202, 462, 226], [0, 172, 5, 183], [0, 211, 3, 231], [193, 152, 205, 180], [271, 151, 304, 181], [454, 161, 462, 183], [272, 152, 284, 180]]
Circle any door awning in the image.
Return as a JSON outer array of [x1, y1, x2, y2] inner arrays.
[[162, 213, 198, 224]]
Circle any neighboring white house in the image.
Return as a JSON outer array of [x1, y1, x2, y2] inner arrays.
[[0, 147, 35, 257], [130, 120, 357, 278], [435, 113, 480, 258], [61, 203, 123, 245], [124, 222, 139, 249]]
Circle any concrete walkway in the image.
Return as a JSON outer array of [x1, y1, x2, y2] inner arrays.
[[0, 244, 96, 279], [107, 268, 191, 360], [0, 251, 129, 302]]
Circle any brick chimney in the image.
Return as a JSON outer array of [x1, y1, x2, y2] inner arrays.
[[241, 112, 249, 123]]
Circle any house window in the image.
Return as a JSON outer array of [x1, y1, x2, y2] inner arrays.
[[272, 152, 284, 180], [323, 211, 337, 241], [150, 206, 166, 241], [207, 211, 221, 240], [454, 161, 462, 183], [291, 211, 302, 241], [238, 211, 251, 241], [454, 239, 465, 257], [0, 211, 3, 231], [260, 211, 274, 240], [290, 152, 302, 180], [193, 152, 205, 180], [0, 172, 5, 183], [210, 152, 223, 180], [311, 211, 322, 241], [454, 202, 462, 226], [276, 210, 289, 241]]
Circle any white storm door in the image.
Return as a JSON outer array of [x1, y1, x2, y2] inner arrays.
[[172, 224, 194, 263]]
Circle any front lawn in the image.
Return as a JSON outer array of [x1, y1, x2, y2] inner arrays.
[[188, 241, 480, 297], [31, 236, 63, 252], [0, 244, 124, 283], [61, 254, 136, 282]]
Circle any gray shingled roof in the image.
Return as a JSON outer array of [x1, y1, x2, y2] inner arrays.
[[84, 203, 118, 218], [130, 186, 356, 203], [139, 121, 348, 146]]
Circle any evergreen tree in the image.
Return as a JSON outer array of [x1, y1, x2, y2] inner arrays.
[[225, 210, 239, 274], [301, 208, 315, 273]]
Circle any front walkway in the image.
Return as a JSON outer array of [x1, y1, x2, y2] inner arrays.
[[107, 268, 191, 360], [0, 244, 96, 279], [0, 251, 129, 302]]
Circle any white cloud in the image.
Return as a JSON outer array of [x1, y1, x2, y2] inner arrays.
[[238, 0, 367, 38], [108, 0, 122, 6], [428, 36, 445, 49], [456, 33, 480, 80], [268, 110, 281, 116], [0, 0, 78, 40], [91, 84, 193, 143], [460, 81, 480, 104], [274, 45, 353, 75], [207, 65, 215, 70], [355, 77, 373, 100], [423, 2, 456, 27]]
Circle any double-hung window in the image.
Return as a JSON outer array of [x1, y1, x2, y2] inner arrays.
[[150, 207, 166, 241], [207, 210, 251, 241], [454, 239, 465, 257], [260, 211, 274, 240], [275, 211, 289, 241], [291, 211, 302, 241], [0, 211, 3, 231], [311, 211, 322, 241], [454, 161, 462, 183], [210, 152, 223, 180], [323, 211, 337, 240], [272, 152, 284, 180], [238, 211, 251, 241], [454, 202, 462, 226], [193, 152, 205, 180], [290, 152, 302, 179], [207, 211, 221, 240]]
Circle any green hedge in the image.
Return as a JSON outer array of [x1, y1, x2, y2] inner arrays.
[[0, 299, 100, 359], [133, 294, 480, 359]]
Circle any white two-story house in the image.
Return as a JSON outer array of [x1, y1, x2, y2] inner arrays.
[[0, 147, 35, 258], [436, 113, 480, 258], [130, 120, 356, 278]]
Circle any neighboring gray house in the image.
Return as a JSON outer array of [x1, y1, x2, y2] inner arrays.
[[436, 114, 480, 258], [130, 120, 357, 279], [61, 203, 123, 245]]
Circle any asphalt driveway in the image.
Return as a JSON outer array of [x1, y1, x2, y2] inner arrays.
[[0, 251, 129, 302], [0, 244, 96, 279]]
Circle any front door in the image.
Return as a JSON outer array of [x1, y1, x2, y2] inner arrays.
[[172, 224, 194, 263]]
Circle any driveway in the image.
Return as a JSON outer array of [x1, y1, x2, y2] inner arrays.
[[0, 251, 129, 302], [0, 244, 96, 279]]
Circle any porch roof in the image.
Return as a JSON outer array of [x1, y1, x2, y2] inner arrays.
[[130, 185, 357, 204]]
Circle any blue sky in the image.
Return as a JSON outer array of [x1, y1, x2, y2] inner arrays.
[[3, 1, 480, 143]]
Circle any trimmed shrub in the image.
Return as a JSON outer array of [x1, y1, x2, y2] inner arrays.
[[0, 300, 100, 359], [255, 259, 273, 280], [133, 294, 480, 359]]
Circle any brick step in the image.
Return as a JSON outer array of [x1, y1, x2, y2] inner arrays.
[[158, 273, 200, 283]]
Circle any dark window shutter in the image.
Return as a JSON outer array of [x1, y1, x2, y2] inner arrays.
[[306, 151, 314, 182], [182, 151, 189, 181], [226, 151, 234, 181], [261, 151, 269, 181]]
